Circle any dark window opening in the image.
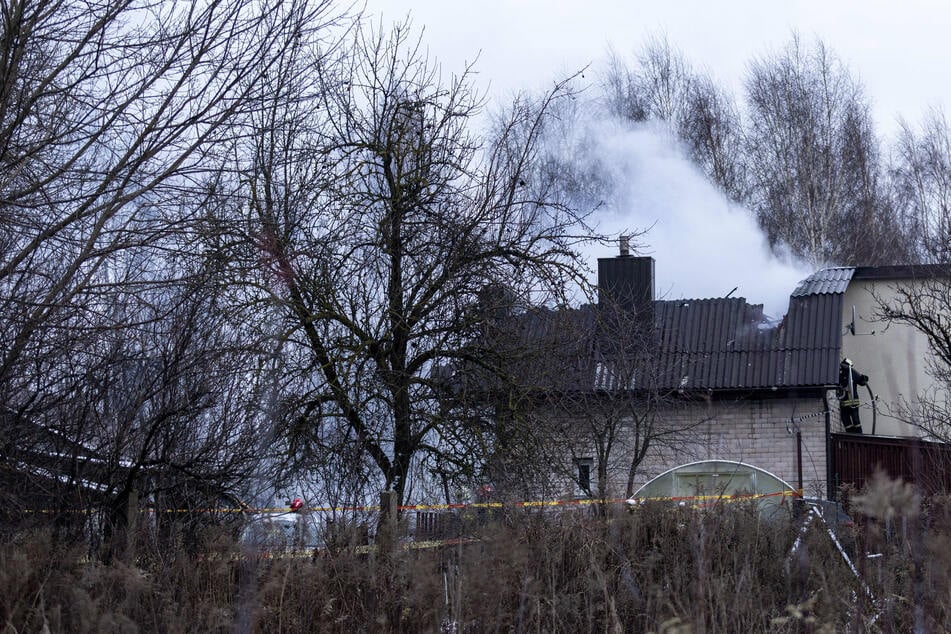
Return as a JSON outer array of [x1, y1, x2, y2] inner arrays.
[[577, 459, 592, 495]]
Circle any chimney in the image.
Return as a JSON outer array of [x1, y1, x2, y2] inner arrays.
[[597, 241, 654, 328], [619, 234, 631, 257]]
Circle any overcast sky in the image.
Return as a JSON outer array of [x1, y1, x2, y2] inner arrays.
[[363, 1, 950, 316]]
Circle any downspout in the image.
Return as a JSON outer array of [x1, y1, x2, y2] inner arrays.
[[823, 390, 833, 500], [865, 383, 877, 435], [796, 428, 803, 496]]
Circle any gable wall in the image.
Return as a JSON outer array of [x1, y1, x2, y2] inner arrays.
[[840, 279, 936, 437]]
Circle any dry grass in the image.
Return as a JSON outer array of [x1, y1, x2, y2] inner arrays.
[[2, 485, 951, 632]]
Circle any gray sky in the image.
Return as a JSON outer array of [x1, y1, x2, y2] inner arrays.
[[370, 1, 950, 132], [364, 1, 949, 315]]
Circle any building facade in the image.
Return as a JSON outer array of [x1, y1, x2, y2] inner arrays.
[[548, 254, 951, 501]]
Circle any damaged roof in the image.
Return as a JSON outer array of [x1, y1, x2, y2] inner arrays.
[[489, 271, 851, 395], [651, 290, 842, 391], [478, 262, 951, 395], [644, 267, 864, 391]]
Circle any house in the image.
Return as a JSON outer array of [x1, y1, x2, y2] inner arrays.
[[609, 255, 951, 500], [479, 248, 951, 502], [595, 250, 840, 500], [0, 407, 249, 548]]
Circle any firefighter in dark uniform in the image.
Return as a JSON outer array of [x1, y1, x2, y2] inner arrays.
[[838, 358, 868, 433]]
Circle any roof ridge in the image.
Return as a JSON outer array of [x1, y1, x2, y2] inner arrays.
[[790, 267, 855, 297]]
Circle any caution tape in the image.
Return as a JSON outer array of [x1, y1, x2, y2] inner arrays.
[[148, 498, 630, 514], [629, 489, 802, 510], [20, 491, 800, 516], [631, 489, 800, 504]]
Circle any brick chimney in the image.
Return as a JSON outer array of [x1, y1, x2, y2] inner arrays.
[[597, 238, 654, 328]]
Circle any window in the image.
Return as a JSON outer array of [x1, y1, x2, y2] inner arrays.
[[674, 472, 753, 498], [576, 458, 593, 495]]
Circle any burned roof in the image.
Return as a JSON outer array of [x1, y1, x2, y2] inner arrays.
[[651, 291, 842, 391], [481, 293, 844, 396], [472, 264, 870, 396], [668, 262, 951, 390], [641, 265, 868, 391]]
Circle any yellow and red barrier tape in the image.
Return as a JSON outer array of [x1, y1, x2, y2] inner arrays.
[[631, 489, 802, 508], [632, 489, 801, 504], [20, 490, 801, 515]]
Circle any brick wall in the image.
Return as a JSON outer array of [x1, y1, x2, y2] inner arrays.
[[545, 390, 841, 501], [609, 392, 836, 499]]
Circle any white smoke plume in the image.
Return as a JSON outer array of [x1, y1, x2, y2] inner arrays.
[[561, 116, 813, 319]]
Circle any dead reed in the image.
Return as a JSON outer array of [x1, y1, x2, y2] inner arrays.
[[2, 482, 950, 632]]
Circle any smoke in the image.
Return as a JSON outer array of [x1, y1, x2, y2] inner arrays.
[[558, 115, 813, 319]]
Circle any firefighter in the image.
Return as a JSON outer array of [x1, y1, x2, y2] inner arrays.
[[838, 358, 868, 433]]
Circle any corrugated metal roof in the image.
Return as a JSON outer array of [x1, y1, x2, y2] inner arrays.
[[645, 293, 841, 390], [790, 267, 855, 297], [479, 265, 854, 394]]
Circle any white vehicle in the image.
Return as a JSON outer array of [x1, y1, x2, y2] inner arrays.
[[240, 508, 317, 552]]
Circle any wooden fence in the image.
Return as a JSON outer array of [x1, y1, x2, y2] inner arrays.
[[830, 432, 951, 496]]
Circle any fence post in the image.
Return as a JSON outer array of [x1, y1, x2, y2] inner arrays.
[[377, 490, 398, 555], [121, 487, 138, 561]]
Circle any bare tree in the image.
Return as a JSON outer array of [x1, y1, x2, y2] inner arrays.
[[891, 109, 951, 262], [602, 36, 745, 200], [743, 35, 905, 266], [678, 74, 747, 201], [465, 291, 705, 503], [564, 304, 701, 500], [0, 0, 336, 401], [227, 20, 597, 506], [458, 303, 592, 500], [83, 269, 264, 551], [0, 0, 344, 540], [603, 36, 694, 124]]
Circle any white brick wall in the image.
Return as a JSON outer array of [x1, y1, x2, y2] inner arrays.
[[610, 393, 834, 499]]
